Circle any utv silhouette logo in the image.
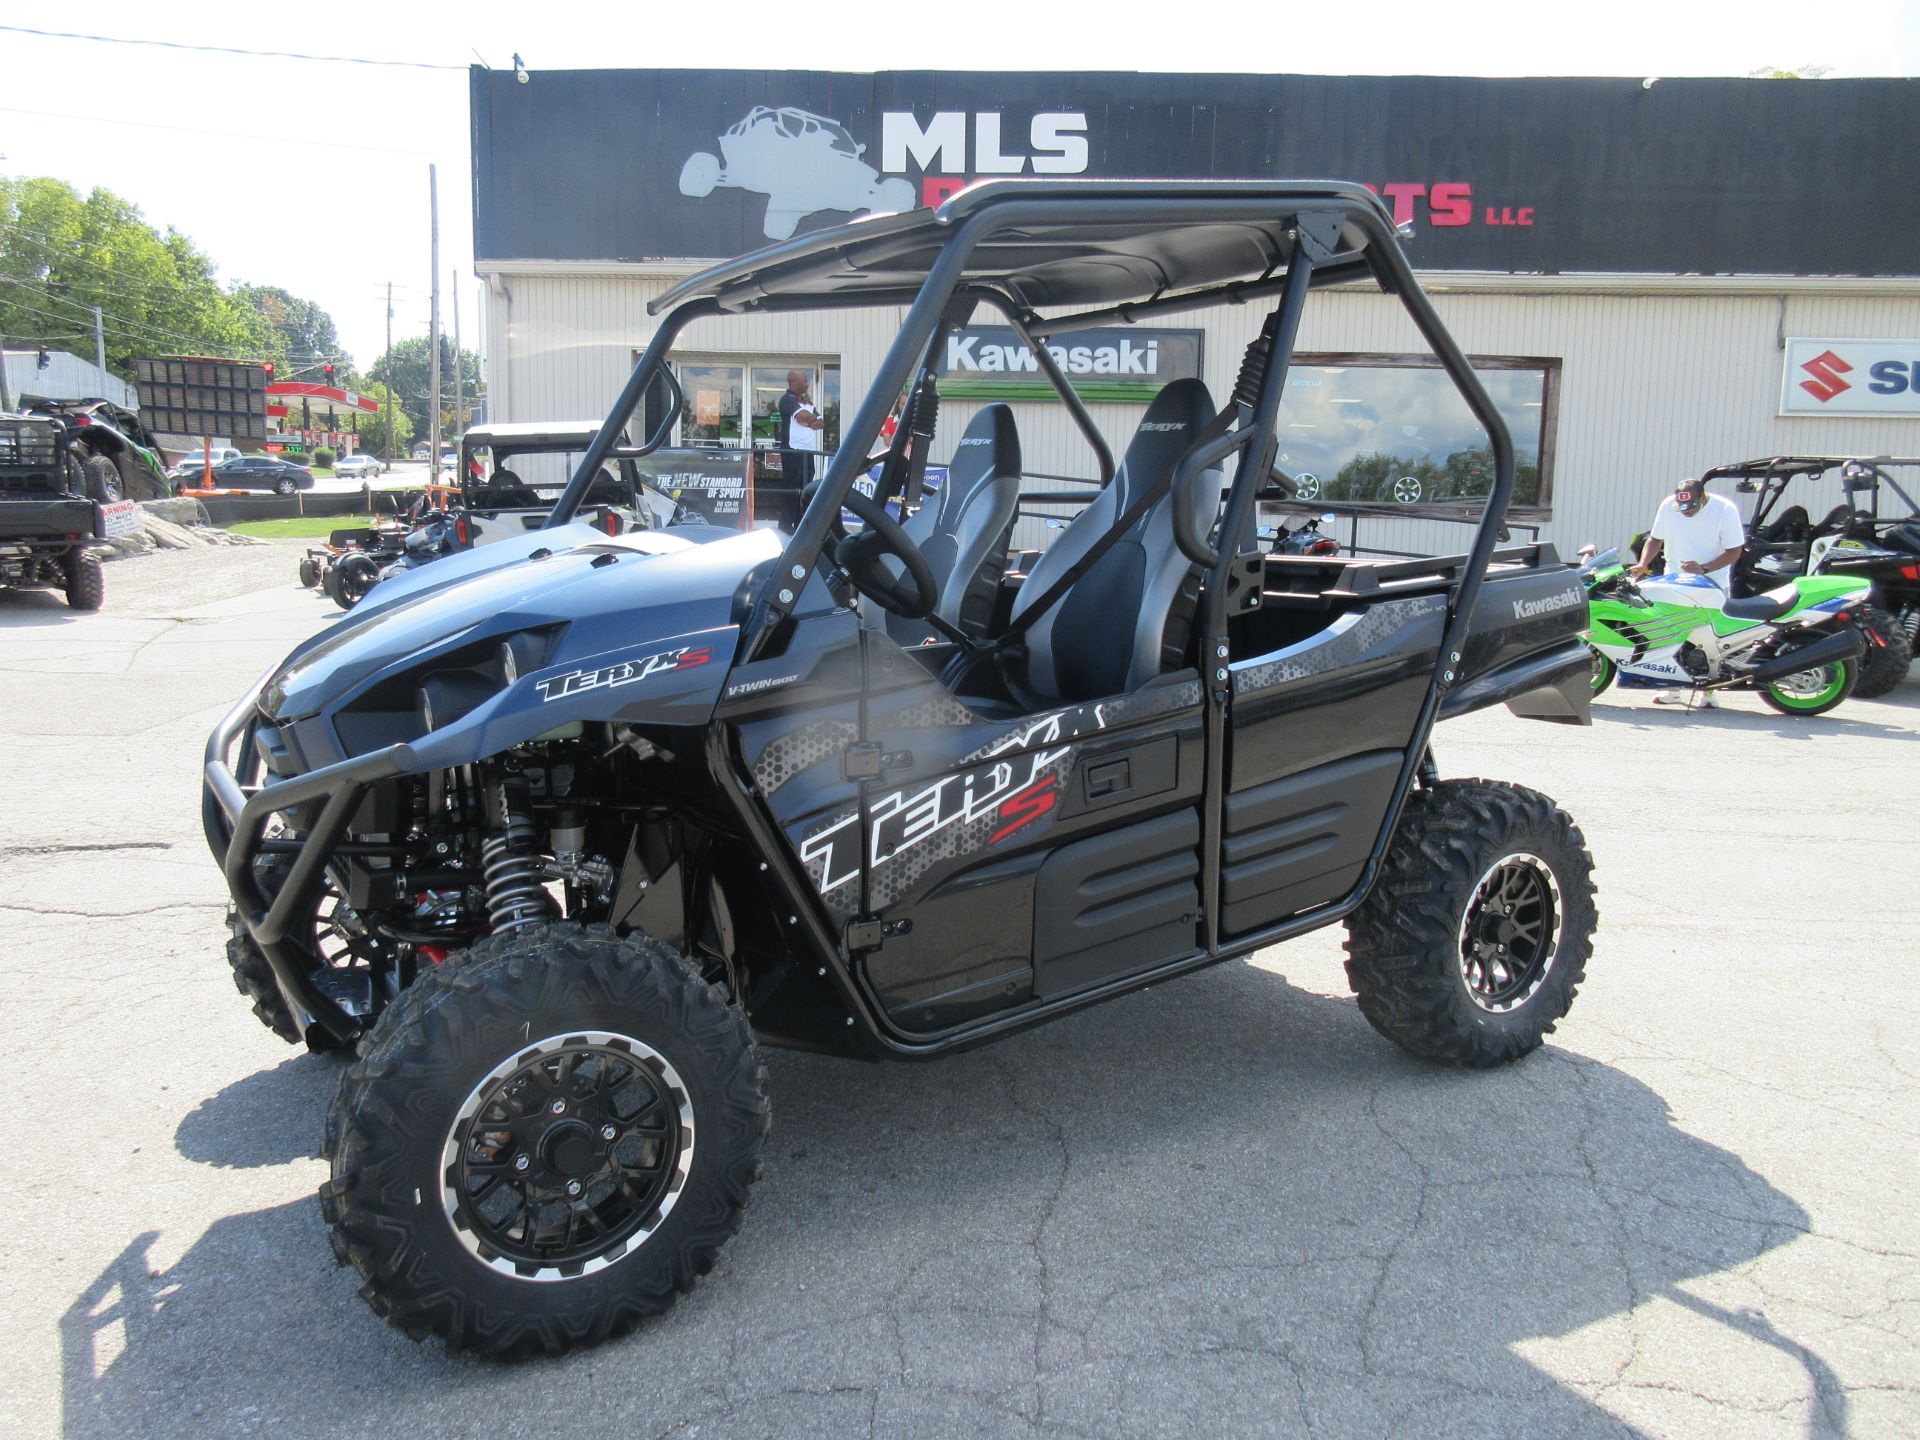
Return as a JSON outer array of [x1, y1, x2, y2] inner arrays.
[[535, 645, 712, 702], [1799, 350, 1854, 404], [679, 106, 916, 241]]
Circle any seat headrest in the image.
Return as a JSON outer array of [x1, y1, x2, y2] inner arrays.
[[945, 403, 1021, 491], [1116, 378, 1217, 509]]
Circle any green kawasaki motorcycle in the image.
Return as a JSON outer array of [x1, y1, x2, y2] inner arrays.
[[1583, 550, 1876, 717]]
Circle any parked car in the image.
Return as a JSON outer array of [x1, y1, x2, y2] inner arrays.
[[170, 446, 243, 477], [186, 454, 315, 495], [334, 454, 384, 479]]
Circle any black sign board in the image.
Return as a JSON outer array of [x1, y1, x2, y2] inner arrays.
[[938, 325, 1203, 403], [134, 357, 268, 439], [633, 449, 757, 526], [474, 70, 1920, 278]]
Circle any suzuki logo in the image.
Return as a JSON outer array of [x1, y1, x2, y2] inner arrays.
[[1799, 349, 1854, 404]]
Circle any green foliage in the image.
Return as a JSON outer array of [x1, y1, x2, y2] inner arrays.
[[235, 285, 354, 384], [311, 446, 337, 469], [0, 176, 281, 381], [367, 334, 484, 441], [353, 378, 414, 457]]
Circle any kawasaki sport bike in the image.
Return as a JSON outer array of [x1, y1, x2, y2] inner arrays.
[[1583, 549, 1874, 716]]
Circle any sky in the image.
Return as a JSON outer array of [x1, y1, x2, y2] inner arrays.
[[2, 0, 1916, 373]]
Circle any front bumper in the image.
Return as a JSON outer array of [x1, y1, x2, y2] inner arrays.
[[202, 675, 416, 1045]]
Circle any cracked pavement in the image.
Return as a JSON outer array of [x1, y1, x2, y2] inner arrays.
[[2, 545, 1917, 1438]]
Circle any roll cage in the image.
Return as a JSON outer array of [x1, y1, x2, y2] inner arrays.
[[1712, 455, 1920, 534], [207, 179, 1546, 1055]]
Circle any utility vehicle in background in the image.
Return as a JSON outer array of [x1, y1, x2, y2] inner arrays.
[[0, 409, 138, 609], [205, 180, 1599, 1358], [1724, 455, 1920, 697]]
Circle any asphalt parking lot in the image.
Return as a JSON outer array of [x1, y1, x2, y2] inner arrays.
[[1, 544, 1915, 1439]]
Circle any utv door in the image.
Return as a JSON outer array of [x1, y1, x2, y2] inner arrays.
[[851, 645, 1210, 1035]]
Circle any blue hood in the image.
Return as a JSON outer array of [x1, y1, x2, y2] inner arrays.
[[263, 528, 782, 723]]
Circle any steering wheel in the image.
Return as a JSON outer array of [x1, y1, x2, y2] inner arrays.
[[809, 481, 938, 619]]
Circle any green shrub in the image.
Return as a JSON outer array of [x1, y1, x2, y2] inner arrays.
[[311, 446, 336, 469]]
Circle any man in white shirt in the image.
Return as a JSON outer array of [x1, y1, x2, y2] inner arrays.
[[1632, 475, 1744, 586], [1631, 475, 1746, 708]]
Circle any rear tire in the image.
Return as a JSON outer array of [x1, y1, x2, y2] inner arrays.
[[329, 552, 379, 610], [1851, 607, 1912, 699], [275, 476, 298, 496], [1344, 779, 1596, 1068], [321, 922, 768, 1358], [1757, 633, 1856, 716], [63, 552, 103, 611]]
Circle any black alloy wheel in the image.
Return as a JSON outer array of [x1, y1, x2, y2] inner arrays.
[[444, 1032, 693, 1280], [1456, 853, 1562, 1014]]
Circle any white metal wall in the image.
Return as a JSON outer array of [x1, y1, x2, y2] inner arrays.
[[482, 269, 1920, 559]]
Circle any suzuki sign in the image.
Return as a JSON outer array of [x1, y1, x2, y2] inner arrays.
[[1782, 339, 1920, 418]]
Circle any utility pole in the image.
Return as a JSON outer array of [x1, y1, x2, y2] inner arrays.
[[428, 163, 442, 484], [452, 268, 463, 444], [383, 281, 395, 462], [92, 306, 106, 377]]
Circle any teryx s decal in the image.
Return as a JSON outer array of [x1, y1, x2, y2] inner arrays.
[[535, 645, 712, 702]]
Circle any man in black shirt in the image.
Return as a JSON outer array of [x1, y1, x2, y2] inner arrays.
[[776, 370, 822, 510]]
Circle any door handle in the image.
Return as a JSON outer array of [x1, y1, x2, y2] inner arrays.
[[1086, 758, 1131, 798]]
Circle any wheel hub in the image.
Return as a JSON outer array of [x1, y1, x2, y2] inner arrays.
[[441, 1031, 695, 1283], [1456, 852, 1564, 1014]]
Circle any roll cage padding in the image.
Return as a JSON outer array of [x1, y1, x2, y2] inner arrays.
[[891, 403, 1022, 641], [1012, 378, 1224, 702]]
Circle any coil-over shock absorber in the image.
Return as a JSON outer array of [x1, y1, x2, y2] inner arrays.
[[481, 777, 556, 934]]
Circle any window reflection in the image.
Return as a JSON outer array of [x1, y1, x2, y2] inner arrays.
[[1275, 361, 1551, 508]]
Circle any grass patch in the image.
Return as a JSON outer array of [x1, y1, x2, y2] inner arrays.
[[227, 517, 363, 539]]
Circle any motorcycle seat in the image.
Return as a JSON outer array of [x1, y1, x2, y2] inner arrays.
[[1721, 587, 1796, 621]]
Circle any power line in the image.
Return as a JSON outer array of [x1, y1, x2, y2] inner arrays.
[[0, 105, 436, 158], [0, 24, 467, 71], [0, 282, 263, 358]]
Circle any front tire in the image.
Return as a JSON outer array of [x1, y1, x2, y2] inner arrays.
[[321, 923, 768, 1358], [1344, 779, 1596, 1068], [1589, 646, 1616, 696]]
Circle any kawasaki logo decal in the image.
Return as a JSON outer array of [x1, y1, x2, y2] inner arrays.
[[1513, 589, 1583, 619], [535, 644, 712, 702]]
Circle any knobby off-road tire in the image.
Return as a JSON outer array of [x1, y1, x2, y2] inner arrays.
[[81, 453, 123, 504], [1344, 779, 1597, 1068], [321, 922, 769, 1358], [223, 906, 354, 1052], [1851, 607, 1912, 699], [63, 552, 103, 611]]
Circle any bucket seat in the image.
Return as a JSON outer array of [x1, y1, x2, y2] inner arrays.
[[1007, 377, 1225, 703], [883, 404, 1023, 644]]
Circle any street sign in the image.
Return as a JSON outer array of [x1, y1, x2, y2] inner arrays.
[[133, 357, 270, 438]]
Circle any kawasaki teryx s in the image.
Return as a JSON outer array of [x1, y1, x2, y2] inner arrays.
[[204, 180, 1599, 1357]]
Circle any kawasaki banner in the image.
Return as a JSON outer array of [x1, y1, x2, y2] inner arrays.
[[939, 326, 1204, 403], [472, 69, 1920, 277]]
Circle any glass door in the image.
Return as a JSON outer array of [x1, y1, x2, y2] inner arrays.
[[679, 364, 743, 448]]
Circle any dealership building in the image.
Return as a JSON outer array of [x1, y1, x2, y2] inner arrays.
[[471, 69, 1919, 552]]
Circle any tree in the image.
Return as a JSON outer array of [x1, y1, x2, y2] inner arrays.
[[366, 334, 484, 440], [353, 378, 413, 457], [0, 177, 280, 381], [235, 285, 353, 382]]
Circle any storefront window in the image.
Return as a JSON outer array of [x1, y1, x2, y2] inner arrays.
[[672, 357, 840, 457], [1275, 356, 1557, 512]]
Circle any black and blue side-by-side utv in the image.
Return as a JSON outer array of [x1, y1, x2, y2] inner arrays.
[[203, 179, 1597, 1356]]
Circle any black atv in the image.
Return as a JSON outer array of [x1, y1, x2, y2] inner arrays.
[[0, 409, 128, 610], [204, 180, 1598, 1358], [1725, 455, 1920, 697]]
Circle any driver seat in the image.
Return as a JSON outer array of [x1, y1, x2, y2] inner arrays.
[[1009, 378, 1225, 703], [885, 404, 1022, 645]]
